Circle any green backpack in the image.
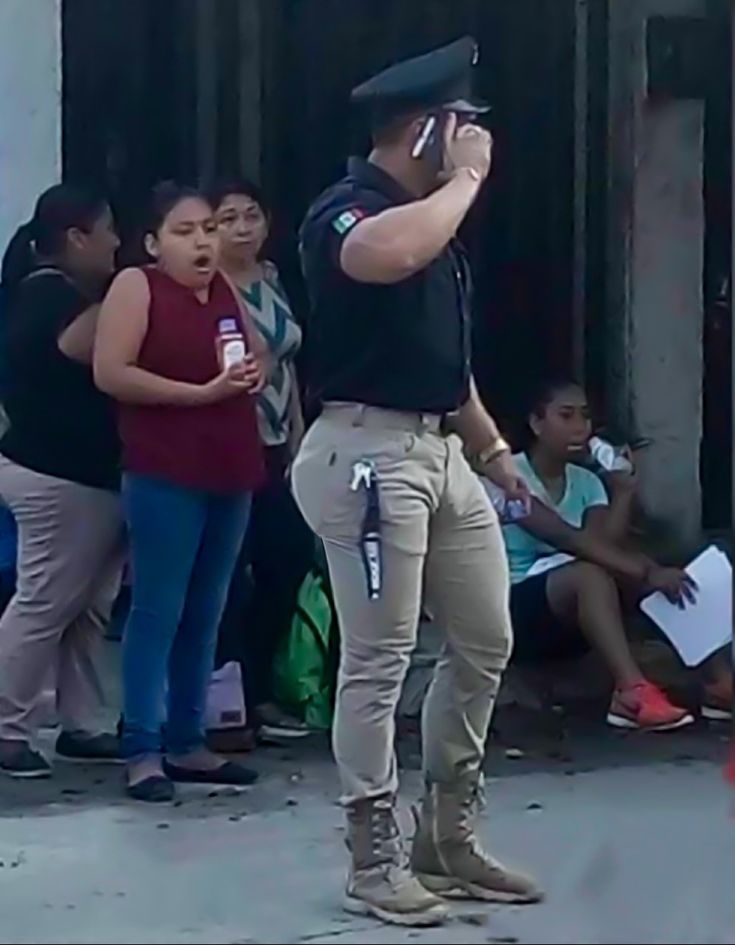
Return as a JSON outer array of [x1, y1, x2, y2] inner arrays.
[[273, 565, 339, 731]]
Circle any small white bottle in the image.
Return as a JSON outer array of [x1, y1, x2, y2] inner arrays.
[[217, 318, 247, 371], [588, 436, 633, 473]]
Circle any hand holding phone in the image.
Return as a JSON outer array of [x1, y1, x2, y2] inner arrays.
[[442, 113, 493, 181]]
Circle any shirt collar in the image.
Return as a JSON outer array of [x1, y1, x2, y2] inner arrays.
[[347, 156, 415, 206]]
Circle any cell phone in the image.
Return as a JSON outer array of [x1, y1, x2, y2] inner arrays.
[[412, 112, 446, 160], [411, 114, 437, 159]]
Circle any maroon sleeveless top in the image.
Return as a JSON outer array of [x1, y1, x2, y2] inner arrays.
[[118, 268, 264, 494]]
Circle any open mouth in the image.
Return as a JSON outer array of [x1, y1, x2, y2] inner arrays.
[[193, 253, 213, 273]]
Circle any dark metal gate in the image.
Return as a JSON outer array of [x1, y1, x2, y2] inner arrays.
[[62, 0, 581, 426], [701, 0, 733, 532], [262, 0, 578, 425]]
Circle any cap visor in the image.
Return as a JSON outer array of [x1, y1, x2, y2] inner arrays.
[[443, 97, 490, 115]]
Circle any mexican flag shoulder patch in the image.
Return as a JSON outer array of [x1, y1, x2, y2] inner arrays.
[[332, 208, 365, 235]]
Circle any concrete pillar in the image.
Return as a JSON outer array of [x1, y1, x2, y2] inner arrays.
[[0, 0, 62, 251], [607, 0, 706, 547], [631, 98, 704, 544]]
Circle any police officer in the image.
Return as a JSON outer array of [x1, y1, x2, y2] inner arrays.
[[293, 38, 542, 926]]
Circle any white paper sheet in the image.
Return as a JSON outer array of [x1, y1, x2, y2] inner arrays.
[[640, 545, 732, 667]]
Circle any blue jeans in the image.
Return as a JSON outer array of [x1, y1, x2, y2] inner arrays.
[[121, 474, 252, 759]]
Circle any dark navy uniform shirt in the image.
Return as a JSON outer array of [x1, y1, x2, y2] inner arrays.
[[299, 157, 472, 414]]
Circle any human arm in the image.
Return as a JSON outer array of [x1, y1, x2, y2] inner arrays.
[[57, 303, 101, 364], [287, 364, 306, 456], [340, 170, 482, 284], [93, 268, 252, 406], [339, 118, 491, 284], [522, 498, 695, 604], [584, 495, 634, 545], [584, 448, 638, 543], [450, 377, 528, 502]]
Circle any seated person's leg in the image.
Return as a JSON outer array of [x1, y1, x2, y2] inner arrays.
[[510, 572, 590, 665], [545, 562, 644, 688], [512, 563, 693, 731]]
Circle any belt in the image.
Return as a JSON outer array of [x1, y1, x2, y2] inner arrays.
[[322, 402, 445, 436]]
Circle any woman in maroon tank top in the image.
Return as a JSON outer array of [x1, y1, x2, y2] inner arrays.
[[95, 184, 266, 802]]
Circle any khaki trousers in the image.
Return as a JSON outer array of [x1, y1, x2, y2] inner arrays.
[[0, 457, 125, 742], [291, 405, 512, 804]]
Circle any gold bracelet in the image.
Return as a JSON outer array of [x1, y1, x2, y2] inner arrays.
[[473, 437, 511, 468], [453, 166, 482, 184]]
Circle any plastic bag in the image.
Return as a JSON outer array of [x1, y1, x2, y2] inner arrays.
[[272, 569, 338, 731]]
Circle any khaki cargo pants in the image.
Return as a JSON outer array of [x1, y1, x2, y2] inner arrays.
[[291, 404, 512, 804]]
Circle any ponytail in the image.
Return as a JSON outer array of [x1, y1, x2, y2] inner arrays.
[[0, 184, 106, 305], [0, 221, 38, 301]]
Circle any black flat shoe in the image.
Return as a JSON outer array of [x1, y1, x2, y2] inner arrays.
[[56, 731, 121, 763], [163, 760, 258, 786], [125, 775, 175, 803], [0, 742, 51, 779]]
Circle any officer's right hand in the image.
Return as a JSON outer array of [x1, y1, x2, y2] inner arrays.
[[444, 114, 493, 181], [485, 451, 530, 505]]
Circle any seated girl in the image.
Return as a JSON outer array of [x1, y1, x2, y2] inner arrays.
[[488, 379, 731, 732]]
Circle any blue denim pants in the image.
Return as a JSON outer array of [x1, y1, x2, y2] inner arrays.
[[121, 474, 252, 759]]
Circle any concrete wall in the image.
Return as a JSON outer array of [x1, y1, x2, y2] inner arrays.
[[0, 0, 62, 252], [607, 0, 706, 546]]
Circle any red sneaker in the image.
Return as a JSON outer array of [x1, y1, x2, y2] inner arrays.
[[725, 745, 735, 787], [607, 681, 694, 732]]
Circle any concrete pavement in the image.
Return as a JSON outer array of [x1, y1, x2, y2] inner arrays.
[[1, 742, 733, 945]]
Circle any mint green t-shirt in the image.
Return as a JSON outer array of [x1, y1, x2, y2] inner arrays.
[[501, 453, 609, 585]]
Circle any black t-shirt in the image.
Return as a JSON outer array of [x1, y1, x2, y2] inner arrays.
[[0, 268, 120, 490], [299, 157, 471, 414]]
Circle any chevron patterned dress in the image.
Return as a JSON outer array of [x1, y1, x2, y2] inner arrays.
[[239, 262, 302, 449]]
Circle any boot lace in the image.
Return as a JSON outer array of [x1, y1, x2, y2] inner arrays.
[[410, 773, 488, 849], [348, 796, 412, 878], [370, 797, 403, 861]]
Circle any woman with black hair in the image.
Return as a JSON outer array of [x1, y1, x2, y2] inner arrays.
[[488, 378, 732, 730], [212, 179, 315, 740], [95, 183, 267, 801], [0, 184, 123, 778]]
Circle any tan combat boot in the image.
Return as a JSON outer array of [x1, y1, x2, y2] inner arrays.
[[411, 777, 543, 904], [344, 795, 449, 926]]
